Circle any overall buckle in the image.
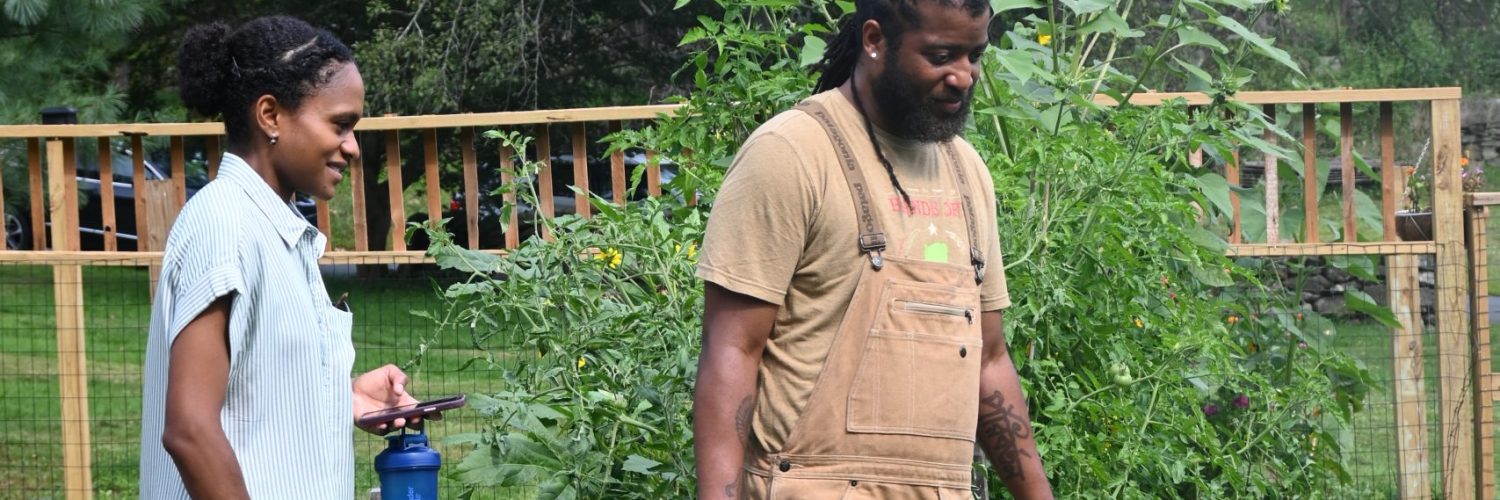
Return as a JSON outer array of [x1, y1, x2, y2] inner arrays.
[[971, 248, 986, 285], [860, 233, 887, 271]]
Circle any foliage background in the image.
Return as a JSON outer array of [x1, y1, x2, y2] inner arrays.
[[1, 0, 1470, 496], [411, 0, 1397, 497]]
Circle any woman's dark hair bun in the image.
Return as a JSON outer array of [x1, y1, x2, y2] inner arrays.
[[178, 22, 233, 117], [175, 16, 353, 144]]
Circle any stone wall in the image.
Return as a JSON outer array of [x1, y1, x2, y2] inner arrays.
[[1463, 98, 1500, 163], [1267, 256, 1435, 324]]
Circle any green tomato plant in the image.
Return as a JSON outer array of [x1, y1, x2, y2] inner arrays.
[[419, 0, 1382, 497]]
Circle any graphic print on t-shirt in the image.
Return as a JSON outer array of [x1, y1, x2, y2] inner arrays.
[[887, 191, 967, 265]]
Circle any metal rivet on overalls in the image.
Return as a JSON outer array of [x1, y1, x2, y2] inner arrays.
[[850, 480, 859, 487], [960, 346, 968, 358], [779, 460, 791, 472]]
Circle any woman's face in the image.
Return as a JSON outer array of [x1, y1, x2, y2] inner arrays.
[[271, 62, 364, 201]]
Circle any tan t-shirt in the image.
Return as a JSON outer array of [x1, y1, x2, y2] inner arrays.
[[696, 89, 1010, 454]]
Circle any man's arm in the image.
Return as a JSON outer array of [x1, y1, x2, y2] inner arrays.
[[694, 282, 778, 499], [161, 296, 251, 499], [977, 310, 1053, 499]]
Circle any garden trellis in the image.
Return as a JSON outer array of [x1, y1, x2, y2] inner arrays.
[[0, 87, 1494, 499]]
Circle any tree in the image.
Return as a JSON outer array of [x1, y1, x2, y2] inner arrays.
[[0, 0, 166, 123], [352, 0, 711, 250]]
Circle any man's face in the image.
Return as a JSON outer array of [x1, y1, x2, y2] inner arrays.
[[873, 2, 991, 143]]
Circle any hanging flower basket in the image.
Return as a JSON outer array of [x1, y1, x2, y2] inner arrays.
[[1395, 210, 1434, 241]]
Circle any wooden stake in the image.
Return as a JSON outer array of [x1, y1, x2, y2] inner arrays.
[[499, 129, 519, 249], [536, 125, 554, 241], [351, 138, 368, 252], [610, 121, 626, 205], [97, 138, 117, 251], [423, 129, 441, 231], [1303, 104, 1319, 243], [461, 127, 479, 249], [1263, 104, 1279, 244], [1431, 98, 1475, 499], [386, 130, 406, 252], [572, 123, 591, 219], [47, 138, 93, 499], [130, 135, 148, 252]]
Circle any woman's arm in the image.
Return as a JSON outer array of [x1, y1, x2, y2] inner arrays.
[[161, 296, 250, 499]]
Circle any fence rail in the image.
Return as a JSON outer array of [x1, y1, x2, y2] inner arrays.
[[0, 88, 1489, 499]]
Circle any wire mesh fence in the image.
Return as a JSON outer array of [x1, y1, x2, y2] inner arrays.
[[1225, 250, 1447, 498], [0, 256, 533, 499]]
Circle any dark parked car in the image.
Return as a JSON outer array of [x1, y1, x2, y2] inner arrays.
[[4, 150, 317, 250], [406, 150, 676, 249]]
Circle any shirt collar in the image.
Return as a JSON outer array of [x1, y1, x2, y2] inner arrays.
[[216, 153, 316, 248]]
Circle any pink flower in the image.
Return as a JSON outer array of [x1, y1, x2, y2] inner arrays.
[[1202, 404, 1221, 417], [1233, 395, 1250, 409]]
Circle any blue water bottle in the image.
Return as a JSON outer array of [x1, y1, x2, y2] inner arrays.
[[374, 429, 442, 500]]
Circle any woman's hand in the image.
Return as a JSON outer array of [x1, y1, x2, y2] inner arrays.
[[352, 364, 423, 435]]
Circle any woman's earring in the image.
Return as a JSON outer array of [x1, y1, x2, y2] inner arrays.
[[269, 134, 278, 146]]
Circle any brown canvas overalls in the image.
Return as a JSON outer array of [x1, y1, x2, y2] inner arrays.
[[741, 100, 989, 499]]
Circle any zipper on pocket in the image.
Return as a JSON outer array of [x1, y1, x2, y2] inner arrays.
[[897, 300, 974, 323]]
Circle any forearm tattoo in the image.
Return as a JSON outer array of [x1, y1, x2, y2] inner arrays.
[[735, 396, 754, 446], [723, 396, 753, 498], [978, 390, 1032, 481]]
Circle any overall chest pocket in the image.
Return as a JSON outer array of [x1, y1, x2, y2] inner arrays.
[[846, 279, 982, 440]]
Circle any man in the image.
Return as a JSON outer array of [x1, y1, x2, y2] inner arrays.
[[693, 0, 1054, 498]]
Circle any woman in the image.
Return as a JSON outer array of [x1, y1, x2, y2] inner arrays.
[[139, 16, 422, 499]]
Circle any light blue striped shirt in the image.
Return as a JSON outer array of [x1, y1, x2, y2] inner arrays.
[[139, 153, 356, 499]]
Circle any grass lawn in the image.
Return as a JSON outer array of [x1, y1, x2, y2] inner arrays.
[[0, 264, 531, 499]]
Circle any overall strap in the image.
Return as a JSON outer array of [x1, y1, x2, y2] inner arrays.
[[798, 100, 888, 270], [941, 142, 987, 285]]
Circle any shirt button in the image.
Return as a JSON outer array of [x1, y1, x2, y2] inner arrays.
[[779, 460, 791, 472]]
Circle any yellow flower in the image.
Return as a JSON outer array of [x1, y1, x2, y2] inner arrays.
[[1133, 317, 1144, 328], [1227, 315, 1240, 325], [577, 356, 587, 369], [593, 247, 622, 268], [1038, 34, 1052, 46], [675, 242, 700, 260]]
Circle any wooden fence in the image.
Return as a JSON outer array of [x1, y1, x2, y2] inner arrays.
[[0, 88, 1491, 499]]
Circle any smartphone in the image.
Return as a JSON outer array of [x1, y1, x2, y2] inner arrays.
[[357, 394, 467, 428]]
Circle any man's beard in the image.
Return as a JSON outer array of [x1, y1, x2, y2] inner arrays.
[[871, 57, 973, 143]]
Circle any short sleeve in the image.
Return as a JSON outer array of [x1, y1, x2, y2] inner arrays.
[[696, 131, 818, 306], [162, 214, 246, 345]]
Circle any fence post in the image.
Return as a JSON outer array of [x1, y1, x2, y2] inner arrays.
[[143, 180, 178, 303], [46, 137, 93, 500], [1469, 205, 1494, 500], [1432, 98, 1476, 499]]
